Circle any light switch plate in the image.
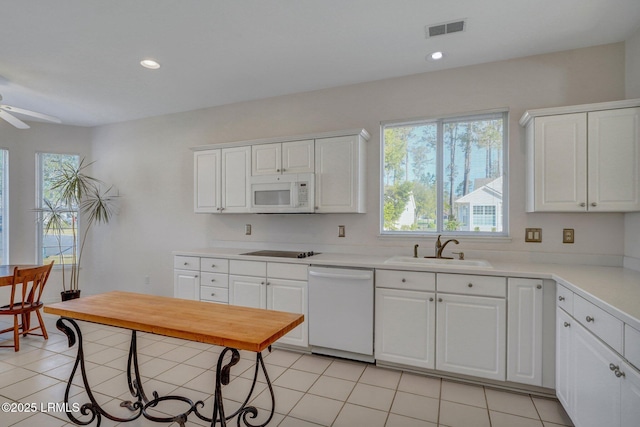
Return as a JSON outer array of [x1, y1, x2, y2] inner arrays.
[[245, 224, 252, 235], [525, 228, 542, 242], [338, 225, 346, 237]]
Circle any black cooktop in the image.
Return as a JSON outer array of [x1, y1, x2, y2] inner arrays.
[[240, 250, 318, 259]]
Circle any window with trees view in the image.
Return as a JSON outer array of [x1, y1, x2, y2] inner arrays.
[[382, 111, 507, 235], [37, 153, 80, 265]]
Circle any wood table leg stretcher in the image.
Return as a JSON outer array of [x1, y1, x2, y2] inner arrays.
[[44, 291, 304, 427]]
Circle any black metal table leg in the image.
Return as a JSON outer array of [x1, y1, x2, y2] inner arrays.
[[194, 346, 276, 427], [56, 317, 144, 425]]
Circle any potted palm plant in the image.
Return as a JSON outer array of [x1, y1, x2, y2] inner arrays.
[[38, 159, 117, 300]]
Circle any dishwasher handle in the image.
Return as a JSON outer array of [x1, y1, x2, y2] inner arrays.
[[309, 270, 372, 281]]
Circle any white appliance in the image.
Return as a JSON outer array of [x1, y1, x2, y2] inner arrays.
[[249, 173, 314, 213], [308, 266, 374, 362]]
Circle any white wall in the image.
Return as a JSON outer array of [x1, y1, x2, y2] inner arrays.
[[0, 120, 91, 302], [86, 43, 628, 297], [624, 27, 640, 270]]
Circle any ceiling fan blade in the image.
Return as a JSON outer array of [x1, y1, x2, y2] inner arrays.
[[0, 105, 61, 123], [0, 110, 30, 129]]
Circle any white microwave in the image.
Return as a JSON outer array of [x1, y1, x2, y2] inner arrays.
[[249, 173, 314, 213]]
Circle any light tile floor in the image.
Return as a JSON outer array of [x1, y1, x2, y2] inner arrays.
[[0, 314, 574, 427]]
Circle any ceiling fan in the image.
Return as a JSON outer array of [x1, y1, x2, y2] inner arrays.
[[0, 94, 62, 129]]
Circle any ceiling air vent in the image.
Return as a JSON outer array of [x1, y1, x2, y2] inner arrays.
[[426, 19, 466, 38]]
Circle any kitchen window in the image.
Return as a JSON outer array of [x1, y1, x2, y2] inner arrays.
[[381, 111, 508, 236], [36, 153, 80, 265]]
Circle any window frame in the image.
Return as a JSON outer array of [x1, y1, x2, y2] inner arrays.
[[36, 152, 81, 266], [379, 109, 509, 237], [0, 149, 8, 264]]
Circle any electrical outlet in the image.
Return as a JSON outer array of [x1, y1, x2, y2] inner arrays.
[[525, 228, 542, 242], [245, 224, 252, 235], [563, 228, 575, 244], [338, 225, 346, 237]]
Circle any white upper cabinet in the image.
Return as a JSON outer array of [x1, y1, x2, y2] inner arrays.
[[315, 133, 368, 213], [252, 140, 314, 175], [522, 99, 640, 212], [194, 150, 221, 213], [194, 146, 251, 213]]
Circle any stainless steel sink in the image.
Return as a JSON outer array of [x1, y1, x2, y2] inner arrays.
[[384, 256, 493, 269]]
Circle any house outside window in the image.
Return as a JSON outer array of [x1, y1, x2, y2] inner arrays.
[[381, 111, 507, 236], [36, 153, 80, 265]]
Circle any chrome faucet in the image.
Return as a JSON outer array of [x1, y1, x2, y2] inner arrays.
[[435, 235, 459, 258]]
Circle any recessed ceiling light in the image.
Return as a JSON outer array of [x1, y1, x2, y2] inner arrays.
[[140, 59, 161, 70], [429, 51, 444, 61]]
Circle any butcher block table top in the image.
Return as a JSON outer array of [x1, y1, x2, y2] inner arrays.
[[44, 291, 304, 352]]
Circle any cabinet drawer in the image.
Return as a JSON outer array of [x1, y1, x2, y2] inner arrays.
[[625, 325, 640, 370], [437, 274, 506, 297], [574, 295, 623, 353], [174, 256, 200, 271], [200, 258, 229, 273], [200, 272, 229, 288], [200, 286, 229, 303], [229, 260, 266, 276], [556, 284, 574, 314], [375, 270, 436, 291], [267, 262, 308, 281]]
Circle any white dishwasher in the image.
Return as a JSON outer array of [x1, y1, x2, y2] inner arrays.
[[308, 266, 374, 362]]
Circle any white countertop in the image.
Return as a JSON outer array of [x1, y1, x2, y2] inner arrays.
[[174, 247, 640, 331]]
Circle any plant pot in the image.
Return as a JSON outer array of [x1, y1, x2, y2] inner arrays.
[[61, 290, 81, 301]]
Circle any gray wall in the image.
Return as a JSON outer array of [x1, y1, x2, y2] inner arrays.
[[86, 43, 628, 298]]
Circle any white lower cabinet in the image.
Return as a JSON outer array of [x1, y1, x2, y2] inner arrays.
[[375, 288, 436, 369], [435, 293, 506, 381], [507, 278, 544, 386], [556, 286, 640, 427], [572, 320, 621, 427], [173, 269, 199, 300], [229, 261, 308, 348], [556, 307, 573, 413]]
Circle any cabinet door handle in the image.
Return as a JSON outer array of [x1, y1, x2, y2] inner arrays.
[[266, 282, 271, 286], [586, 316, 595, 323], [211, 264, 215, 268], [401, 278, 406, 282], [438, 298, 443, 302], [261, 281, 265, 285], [429, 297, 434, 302], [184, 262, 189, 266], [610, 363, 618, 371], [591, 202, 598, 207], [468, 283, 473, 288], [564, 322, 571, 327], [210, 279, 215, 282], [558, 296, 565, 301], [615, 369, 626, 378], [579, 202, 586, 207], [194, 275, 198, 278], [211, 293, 215, 296], [536, 284, 542, 289]]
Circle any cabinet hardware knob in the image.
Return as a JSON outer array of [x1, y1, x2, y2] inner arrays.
[[401, 278, 406, 282], [195, 275, 198, 278], [579, 202, 586, 207], [184, 262, 188, 266], [558, 296, 565, 301], [211, 293, 215, 296], [261, 282, 265, 285], [438, 298, 443, 302], [211, 264, 215, 268], [468, 283, 473, 287], [586, 316, 595, 323], [537, 284, 542, 289], [429, 297, 434, 302], [564, 322, 571, 327], [615, 369, 626, 378], [610, 363, 618, 371], [266, 282, 270, 286], [276, 169, 281, 172], [211, 279, 215, 282], [591, 202, 597, 207]]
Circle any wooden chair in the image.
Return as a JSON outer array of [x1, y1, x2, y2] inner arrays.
[[0, 262, 54, 351]]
